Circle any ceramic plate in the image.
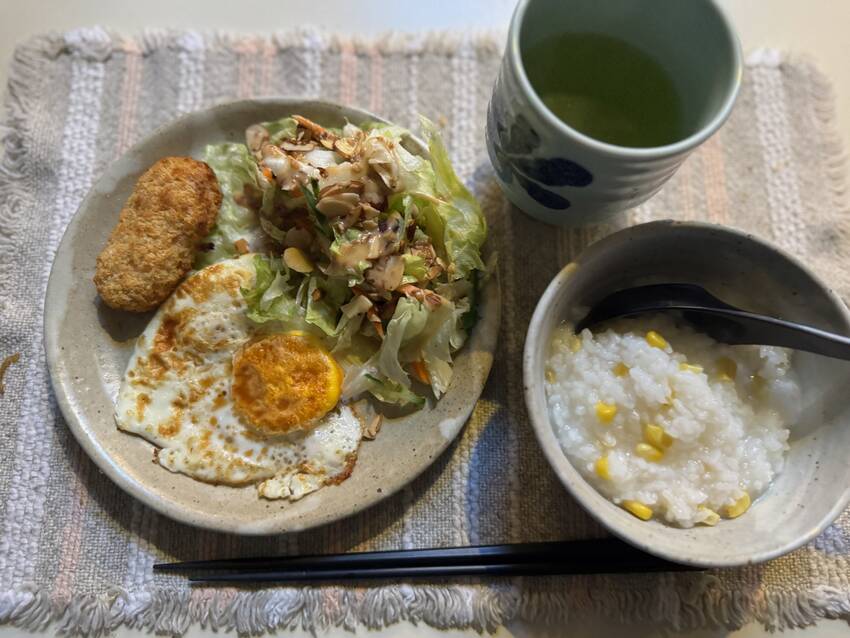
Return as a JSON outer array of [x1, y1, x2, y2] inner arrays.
[[44, 99, 500, 535]]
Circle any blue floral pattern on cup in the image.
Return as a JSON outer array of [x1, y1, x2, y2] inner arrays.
[[485, 0, 741, 226], [486, 85, 593, 211]]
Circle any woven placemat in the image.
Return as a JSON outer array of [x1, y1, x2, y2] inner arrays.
[[1, 28, 849, 635]]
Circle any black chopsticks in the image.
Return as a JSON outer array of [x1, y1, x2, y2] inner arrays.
[[154, 539, 700, 583]]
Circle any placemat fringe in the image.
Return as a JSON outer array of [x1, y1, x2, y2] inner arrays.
[[3, 31, 850, 637], [0, 584, 849, 635]]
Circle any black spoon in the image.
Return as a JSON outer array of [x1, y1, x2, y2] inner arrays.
[[574, 283, 850, 361]]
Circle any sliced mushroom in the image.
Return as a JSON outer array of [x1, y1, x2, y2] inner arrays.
[[362, 176, 385, 206], [365, 212, 403, 259], [261, 144, 320, 191], [339, 204, 364, 230], [365, 255, 405, 293], [246, 124, 269, 158], [362, 136, 400, 191], [284, 227, 313, 251], [360, 202, 381, 220], [332, 240, 371, 270], [317, 192, 361, 218]]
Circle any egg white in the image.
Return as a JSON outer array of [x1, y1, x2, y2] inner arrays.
[[115, 254, 363, 500]]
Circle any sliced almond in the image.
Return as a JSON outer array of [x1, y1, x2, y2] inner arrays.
[[340, 204, 363, 230], [399, 284, 444, 309], [316, 192, 361, 218], [363, 414, 383, 440], [319, 180, 365, 199], [233, 238, 250, 254], [283, 247, 315, 273], [293, 114, 338, 149], [246, 124, 269, 155], [360, 202, 381, 220], [281, 141, 317, 152], [334, 136, 360, 159], [293, 114, 331, 137], [318, 182, 346, 199]]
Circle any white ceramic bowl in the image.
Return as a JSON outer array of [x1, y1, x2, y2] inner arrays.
[[523, 220, 850, 567]]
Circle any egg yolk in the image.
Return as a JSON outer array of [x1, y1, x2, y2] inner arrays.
[[231, 331, 343, 435]]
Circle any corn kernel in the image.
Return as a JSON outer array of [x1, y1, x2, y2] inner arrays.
[[716, 356, 737, 382], [660, 390, 676, 411], [698, 506, 720, 526], [613, 362, 629, 377], [635, 442, 664, 462], [622, 500, 653, 520], [569, 334, 582, 353], [595, 402, 617, 424], [595, 456, 611, 480], [725, 492, 751, 518], [644, 423, 673, 449], [646, 330, 668, 349], [545, 367, 556, 383], [679, 362, 703, 373]]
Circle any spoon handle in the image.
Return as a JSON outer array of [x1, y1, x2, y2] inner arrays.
[[681, 307, 850, 361]]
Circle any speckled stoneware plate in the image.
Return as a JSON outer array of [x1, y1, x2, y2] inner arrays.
[[44, 99, 500, 535], [524, 221, 850, 567]]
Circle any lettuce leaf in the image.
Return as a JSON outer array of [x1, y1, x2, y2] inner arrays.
[[197, 143, 263, 267], [259, 187, 287, 242], [365, 374, 425, 408], [399, 301, 457, 397], [328, 227, 372, 286], [414, 118, 487, 280], [374, 297, 429, 387], [241, 255, 300, 324], [332, 295, 372, 354], [401, 253, 428, 284], [461, 268, 480, 333], [262, 116, 299, 145], [305, 276, 350, 336], [302, 178, 332, 239]]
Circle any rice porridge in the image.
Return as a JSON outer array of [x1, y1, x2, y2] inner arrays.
[[545, 314, 801, 527]]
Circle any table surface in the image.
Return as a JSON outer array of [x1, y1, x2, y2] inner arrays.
[[1, 1, 849, 636]]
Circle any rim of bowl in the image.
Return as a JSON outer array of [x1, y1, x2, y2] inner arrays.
[[522, 220, 850, 567], [507, 0, 743, 160]]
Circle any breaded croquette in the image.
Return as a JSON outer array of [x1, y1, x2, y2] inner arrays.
[[94, 157, 222, 312]]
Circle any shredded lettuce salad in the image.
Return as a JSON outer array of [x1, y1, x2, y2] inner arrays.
[[197, 114, 487, 408]]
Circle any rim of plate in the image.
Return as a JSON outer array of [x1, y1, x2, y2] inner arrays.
[[43, 98, 500, 535]]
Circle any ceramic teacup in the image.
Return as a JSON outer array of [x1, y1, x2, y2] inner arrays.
[[486, 0, 742, 226]]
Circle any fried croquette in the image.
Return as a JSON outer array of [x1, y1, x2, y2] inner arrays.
[[94, 157, 222, 312]]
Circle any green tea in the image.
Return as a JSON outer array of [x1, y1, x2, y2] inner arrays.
[[523, 33, 686, 148]]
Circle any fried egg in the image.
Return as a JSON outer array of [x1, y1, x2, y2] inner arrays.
[[115, 254, 363, 500]]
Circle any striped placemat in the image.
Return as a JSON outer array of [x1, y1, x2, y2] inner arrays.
[[0, 28, 849, 635]]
